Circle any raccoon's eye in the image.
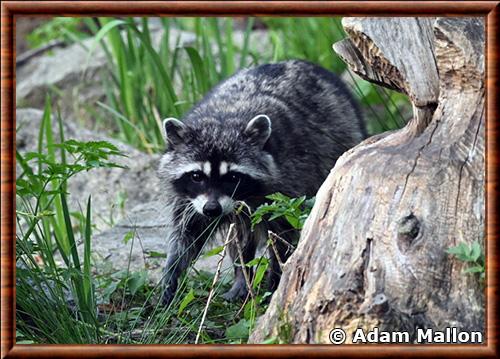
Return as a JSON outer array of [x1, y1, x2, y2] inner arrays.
[[190, 172, 204, 183]]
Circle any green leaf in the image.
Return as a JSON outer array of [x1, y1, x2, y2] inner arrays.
[[470, 241, 482, 262], [102, 281, 119, 302], [447, 242, 484, 263], [177, 288, 196, 316], [284, 214, 301, 229], [82, 196, 92, 304], [123, 231, 134, 244], [86, 19, 127, 72], [16, 339, 35, 344], [245, 257, 268, 267], [201, 245, 225, 259], [253, 261, 269, 289], [261, 336, 279, 344], [446, 243, 468, 257], [147, 251, 167, 258], [184, 46, 209, 95], [225, 318, 250, 341], [266, 192, 289, 202], [60, 192, 79, 269], [127, 271, 147, 295]]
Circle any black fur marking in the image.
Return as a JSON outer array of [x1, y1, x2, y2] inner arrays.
[[172, 172, 208, 199], [252, 63, 286, 78], [172, 168, 264, 201]]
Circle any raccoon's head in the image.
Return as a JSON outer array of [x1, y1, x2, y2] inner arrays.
[[158, 114, 277, 218]]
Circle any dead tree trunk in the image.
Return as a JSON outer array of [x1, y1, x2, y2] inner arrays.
[[249, 17, 484, 344]]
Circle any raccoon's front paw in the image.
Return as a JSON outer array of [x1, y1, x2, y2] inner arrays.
[[161, 287, 176, 307], [221, 281, 248, 301]]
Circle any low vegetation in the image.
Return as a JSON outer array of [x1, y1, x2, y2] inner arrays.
[[447, 241, 485, 281]]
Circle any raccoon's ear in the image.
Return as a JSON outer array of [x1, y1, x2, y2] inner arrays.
[[244, 114, 272, 148], [163, 118, 186, 147]]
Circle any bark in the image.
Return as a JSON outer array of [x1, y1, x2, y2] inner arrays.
[[249, 17, 484, 344]]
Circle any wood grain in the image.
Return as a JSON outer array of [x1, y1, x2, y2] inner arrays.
[[1, 1, 499, 358], [2, 1, 498, 16], [485, 2, 499, 357], [1, 3, 15, 359]]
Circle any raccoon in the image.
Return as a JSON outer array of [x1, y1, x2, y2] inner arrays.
[[158, 60, 366, 306]]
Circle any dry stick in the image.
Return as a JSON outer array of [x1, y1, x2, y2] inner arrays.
[[268, 231, 285, 269], [233, 240, 272, 318], [234, 233, 256, 301], [233, 200, 256, 301], [268, 230, 295, 251], [234, 231, 291, 318], [195, 223, 235, 344]]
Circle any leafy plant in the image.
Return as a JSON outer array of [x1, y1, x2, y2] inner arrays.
[[446, 241, 485, 280], [16, 98, 126, 343], [252, 193, 315, 230]]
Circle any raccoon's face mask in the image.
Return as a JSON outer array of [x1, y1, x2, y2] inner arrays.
[[162, 115, 272, 218]]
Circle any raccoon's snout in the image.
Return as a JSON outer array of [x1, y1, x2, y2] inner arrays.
[[203, 200, 222, 217]]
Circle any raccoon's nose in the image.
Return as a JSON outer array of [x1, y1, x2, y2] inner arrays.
[[203, 201, 222, 217]]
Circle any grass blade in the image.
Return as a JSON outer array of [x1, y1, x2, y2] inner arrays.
[[184, 46, 209, 95]]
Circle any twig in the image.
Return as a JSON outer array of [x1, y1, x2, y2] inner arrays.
[[16, 39, 66, 67], [268, 230, 295, 251], [195, 223, 235, 344], [268, 231, 285, 269], [234, 233, 255, 301]]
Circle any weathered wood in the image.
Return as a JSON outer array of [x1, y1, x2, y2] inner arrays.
[[250, 17, 484, 344], [337, 18, 440, 105]]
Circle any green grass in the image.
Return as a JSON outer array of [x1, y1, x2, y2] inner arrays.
[[79, 17, 410, 152], [28, 17, 411, 151], [16, 98, 125, 343]]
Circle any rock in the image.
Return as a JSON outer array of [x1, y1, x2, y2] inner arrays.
[[16, 26, 197, 120], [16, 24, 271, 122], [16, 108, 162, 230], [16, 36, 107, 117]]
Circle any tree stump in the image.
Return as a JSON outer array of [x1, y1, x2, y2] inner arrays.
[[249, 17, 484, 344]]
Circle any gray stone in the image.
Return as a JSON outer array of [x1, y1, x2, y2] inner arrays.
[[16, 25, 271, 122], [16, 27, 197, 120]]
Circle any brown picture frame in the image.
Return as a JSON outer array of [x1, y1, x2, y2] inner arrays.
[[1, 1, 498, 358]]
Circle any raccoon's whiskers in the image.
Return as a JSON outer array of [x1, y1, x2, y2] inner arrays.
[[180, 203, 196, 234], [170, 198, 190, 221]]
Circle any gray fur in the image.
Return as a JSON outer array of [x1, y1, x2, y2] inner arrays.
[[158, 60, 366, 306]]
